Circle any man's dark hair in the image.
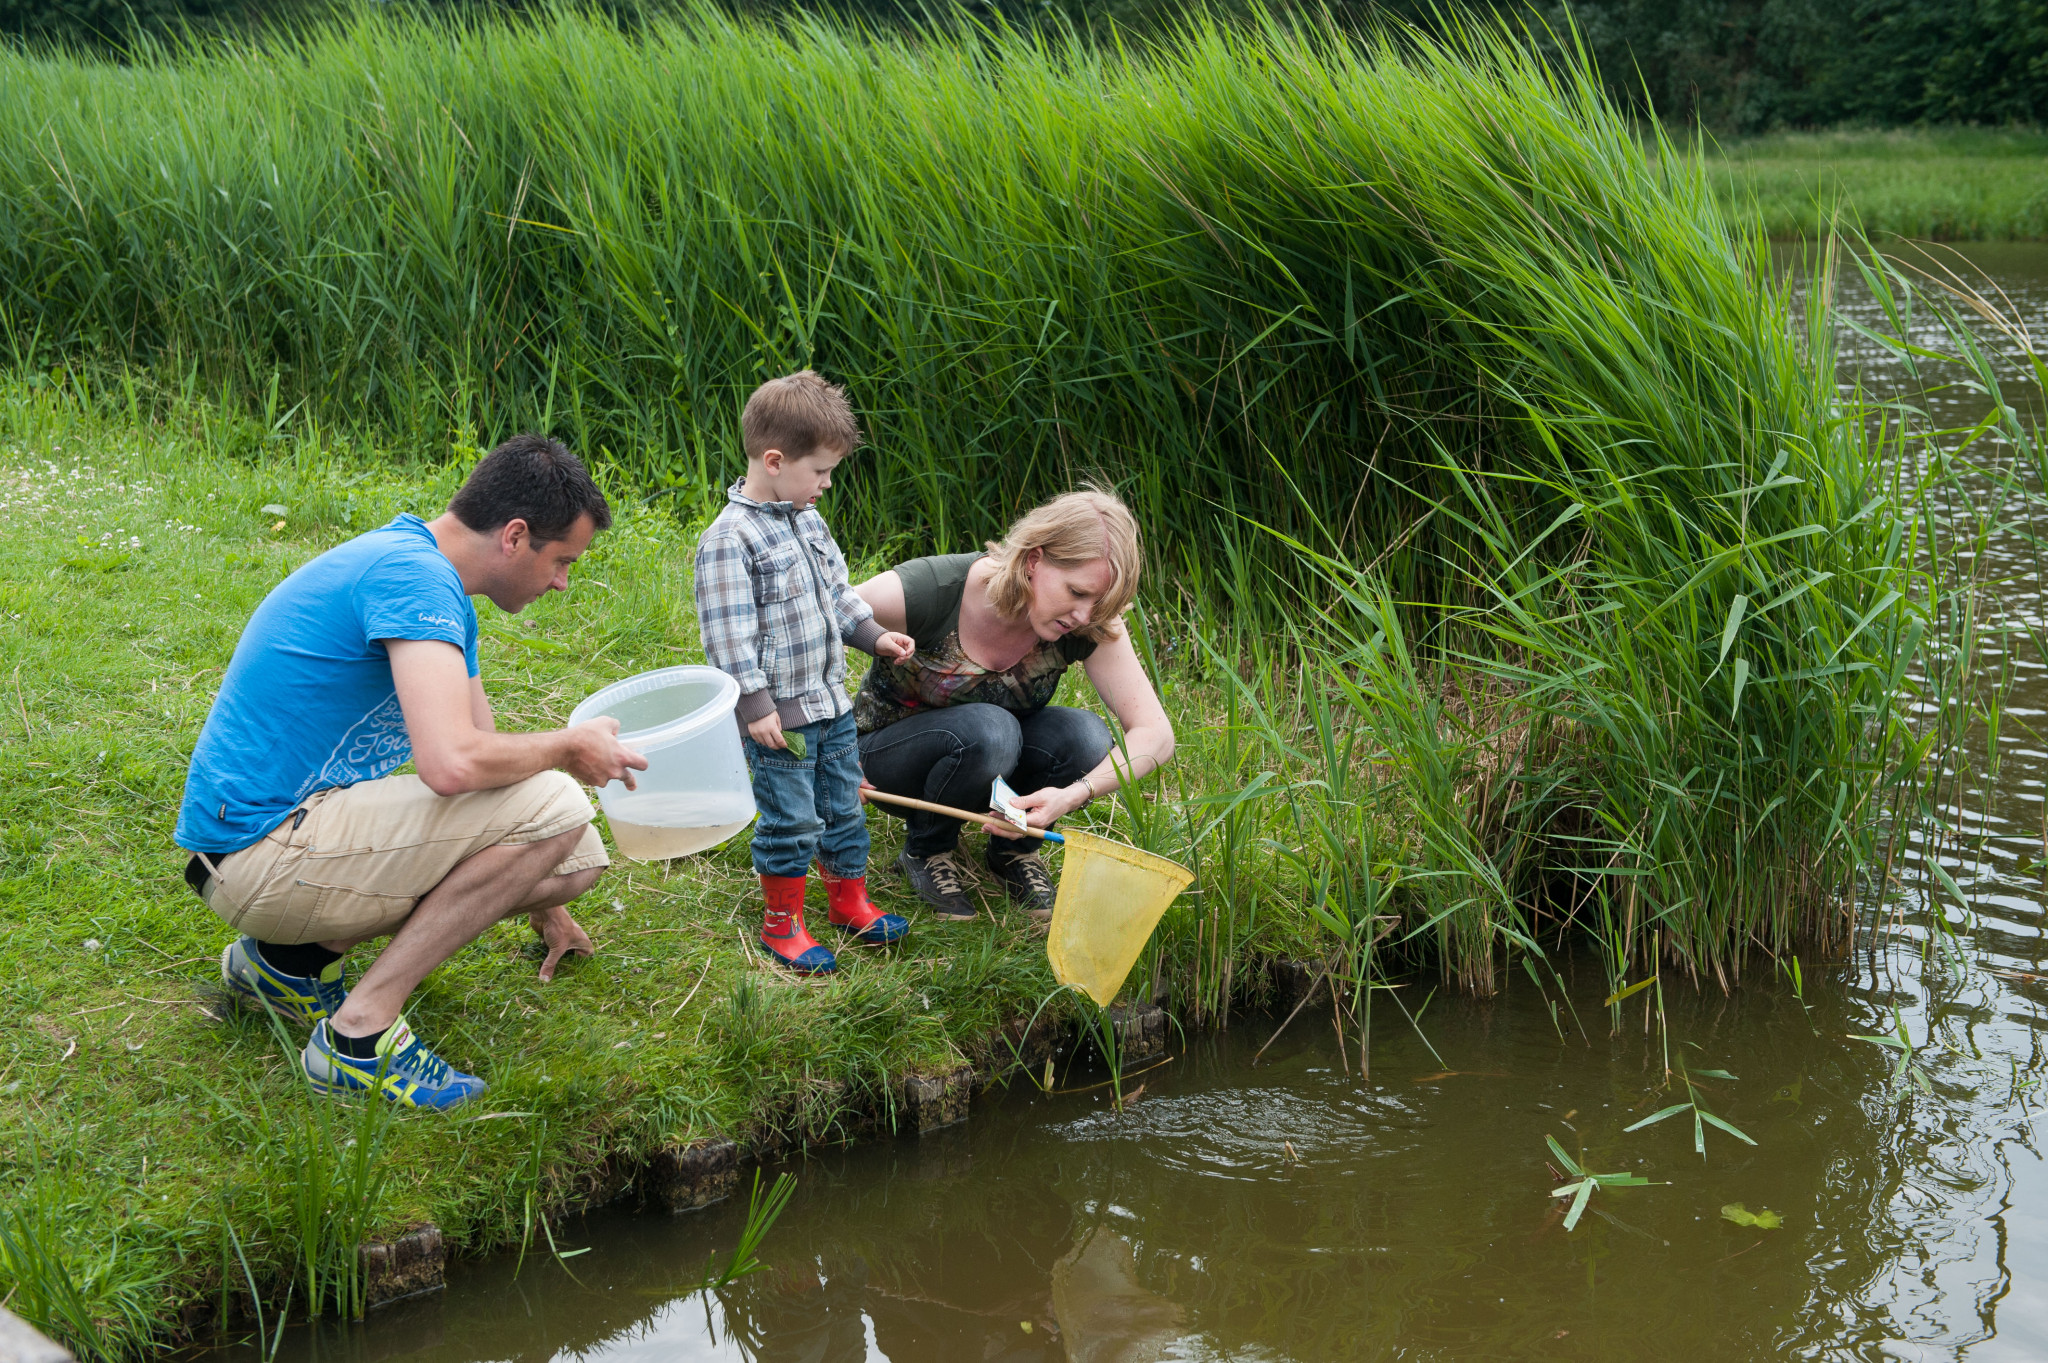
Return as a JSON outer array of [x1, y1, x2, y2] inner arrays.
[[448, 434, 612, 544]]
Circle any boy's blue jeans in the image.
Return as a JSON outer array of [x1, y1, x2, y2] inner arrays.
[[741, 710, 869, 880]]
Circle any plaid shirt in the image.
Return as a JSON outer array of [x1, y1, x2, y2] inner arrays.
[[694, 481, 881, 726]]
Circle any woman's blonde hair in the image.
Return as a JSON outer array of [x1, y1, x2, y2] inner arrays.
[[984, 487, 1142, 643]]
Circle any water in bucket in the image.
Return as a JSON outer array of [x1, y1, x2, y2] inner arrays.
[[569, 666, 756, 861]]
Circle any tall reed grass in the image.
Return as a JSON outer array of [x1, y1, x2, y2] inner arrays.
[[0, 6, 1938, 984]]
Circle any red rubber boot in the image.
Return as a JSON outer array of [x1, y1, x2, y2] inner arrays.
[[757, 874, 837, 974], [819, 866, 910, 945]]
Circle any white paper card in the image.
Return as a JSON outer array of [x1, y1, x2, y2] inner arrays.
[[991, 775, 1031, 832]]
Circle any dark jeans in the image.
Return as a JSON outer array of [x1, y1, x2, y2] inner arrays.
[[858, 703, 1113, 859], [743, 710, 869, 879]]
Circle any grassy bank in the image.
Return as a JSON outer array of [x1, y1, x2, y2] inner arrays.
[[0, 366, 1393, 1356], [1707, 127, 2048, 239]]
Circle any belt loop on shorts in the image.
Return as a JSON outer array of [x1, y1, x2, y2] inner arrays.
[[185, 850, 224, 906]]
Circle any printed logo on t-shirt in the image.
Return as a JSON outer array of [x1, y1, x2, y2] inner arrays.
[[416, 611, 462, 630], [297, 691, 411, 798]]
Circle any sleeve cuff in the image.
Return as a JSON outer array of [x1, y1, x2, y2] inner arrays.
[[846, 618, 887, 655], [735, 688, 778, 724]]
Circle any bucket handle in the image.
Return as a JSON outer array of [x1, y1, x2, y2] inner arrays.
[[863, 789, 1065, 845]]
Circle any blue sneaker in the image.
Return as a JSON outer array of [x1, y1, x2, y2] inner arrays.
[[301, 1016, 487, 1110], [221, 936, 348, 1025]]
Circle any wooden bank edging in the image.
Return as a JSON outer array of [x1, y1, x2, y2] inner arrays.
[[0, 1304, 72, 1363], [349, 996, 1177, 1309]]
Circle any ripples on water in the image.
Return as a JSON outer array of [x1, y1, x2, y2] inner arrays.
[[204, 245, 2048, 1363]]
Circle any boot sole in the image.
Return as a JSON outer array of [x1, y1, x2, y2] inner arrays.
[[831, 922, 910, 944], [754, 939, 838, 974]]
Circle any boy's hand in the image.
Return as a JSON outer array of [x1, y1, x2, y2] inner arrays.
[[875, 631, 916, 662], [747, 710, 788, 750]]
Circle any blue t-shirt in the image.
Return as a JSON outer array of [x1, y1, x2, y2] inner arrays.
[[175, 514, 480, 854]]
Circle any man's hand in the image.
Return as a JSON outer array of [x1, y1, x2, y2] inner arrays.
[[875, 631, 916, 662], [563, 716, 649, 789], [747, 710, 788, 750], [532, 904, 595, 982]]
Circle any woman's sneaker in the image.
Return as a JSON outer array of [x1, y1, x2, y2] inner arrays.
[[895, 849, 978, 921], [986, 846, 1057, 920], [221, 936, 348, 1025], [302, 1016, 487, 1110]]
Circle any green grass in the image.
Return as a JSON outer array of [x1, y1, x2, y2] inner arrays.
[[1706, 127, 2048, 239]]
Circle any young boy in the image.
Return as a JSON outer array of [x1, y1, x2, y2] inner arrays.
[[694, 371, 916, 973]]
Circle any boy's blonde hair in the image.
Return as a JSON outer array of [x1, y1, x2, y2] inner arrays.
[[742, 370, 863, 463], [984, 487, 1142, 643]]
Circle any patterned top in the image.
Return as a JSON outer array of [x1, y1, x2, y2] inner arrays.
[[854, 553, 1097, 735], [694, 481, 879, 726]]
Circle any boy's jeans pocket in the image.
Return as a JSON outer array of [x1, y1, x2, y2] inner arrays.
[[743, 712, 868, 879]]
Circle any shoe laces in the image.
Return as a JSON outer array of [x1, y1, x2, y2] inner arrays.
[[1008, 852, 1054, 896], [389, 1039, 452, 1089], [924, 851, 971, 897]]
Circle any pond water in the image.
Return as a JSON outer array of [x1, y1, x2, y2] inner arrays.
[[198, 243, 2048, 1363]]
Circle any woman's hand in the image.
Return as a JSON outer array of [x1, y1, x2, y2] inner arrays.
[[987, 782, 1089, 839]]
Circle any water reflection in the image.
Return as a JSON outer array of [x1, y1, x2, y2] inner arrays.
[[203, 242, 2048, 1363]]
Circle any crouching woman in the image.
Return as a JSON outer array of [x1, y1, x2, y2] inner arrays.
[[852, 488, 1176, 920]]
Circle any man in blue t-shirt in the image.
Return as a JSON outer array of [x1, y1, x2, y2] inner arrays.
[[177, 434, 647, 1109]]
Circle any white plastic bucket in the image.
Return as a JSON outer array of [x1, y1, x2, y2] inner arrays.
[[568, 665, 755, 861]]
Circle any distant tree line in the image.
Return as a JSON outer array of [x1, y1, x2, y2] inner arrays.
[[1432, 0, 2048, 131], [6, 0, 2047, 131]]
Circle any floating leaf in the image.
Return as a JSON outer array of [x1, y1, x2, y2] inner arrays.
[[1623, 1102, 1690, 1133], [1700, 1111, 1758, 1146], [1720, 1202, 1783, 1230], [1544, 1135, 1660, 1232]]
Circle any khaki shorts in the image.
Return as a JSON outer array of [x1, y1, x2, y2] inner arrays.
[[197, 771, 609, 945]]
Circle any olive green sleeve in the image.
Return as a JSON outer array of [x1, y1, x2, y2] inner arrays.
[[896, 555, 943, 643], [896, 552, 980, 643]]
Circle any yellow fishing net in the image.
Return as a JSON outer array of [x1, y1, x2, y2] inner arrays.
[[1045, 830, 1195, 1006]]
